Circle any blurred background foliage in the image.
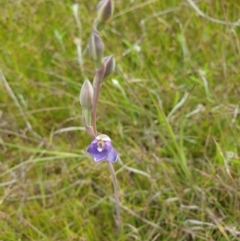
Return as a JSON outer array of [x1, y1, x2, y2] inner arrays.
[[0, 0, 240, 240]]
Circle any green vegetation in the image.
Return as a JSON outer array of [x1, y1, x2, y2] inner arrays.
[[1, 0, 240, 240]]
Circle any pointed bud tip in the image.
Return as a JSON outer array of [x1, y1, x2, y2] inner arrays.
[[103, 55, 115, 78], [97, 0, 114, 23], [80, 80, 94, 109]]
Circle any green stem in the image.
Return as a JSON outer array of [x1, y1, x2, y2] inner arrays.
[[107, 161, 121, 228]]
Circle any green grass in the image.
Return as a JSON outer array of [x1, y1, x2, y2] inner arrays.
[[1, 0, 240, 240]]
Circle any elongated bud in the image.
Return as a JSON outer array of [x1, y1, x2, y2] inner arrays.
[[79, 80, 94, 109], [88, 32, 104, 64], [97, 0, 114, 23], [103, 55, 115, 78]]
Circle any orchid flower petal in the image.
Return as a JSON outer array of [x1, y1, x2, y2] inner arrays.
[[86, 135, 117, 163], [106, 147, 118, 162], [86, 142, 108, 162]]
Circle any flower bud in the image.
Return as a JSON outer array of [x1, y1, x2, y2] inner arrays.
[[97, 0, 114, 24], [88, 32, 104, 63], [103, 55, 115, 78], [79, 80, 94, 109]]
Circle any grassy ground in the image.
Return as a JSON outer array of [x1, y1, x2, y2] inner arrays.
[[1, 0, 240, 240]]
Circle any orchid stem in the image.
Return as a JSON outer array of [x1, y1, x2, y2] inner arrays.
[[92, 83, 100, 135], [91, 67, 121, 229], [92, 66, 105, 135], [107, 161, 121, 228]]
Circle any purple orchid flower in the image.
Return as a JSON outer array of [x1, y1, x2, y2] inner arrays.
[[86, 134, 118, 162]]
